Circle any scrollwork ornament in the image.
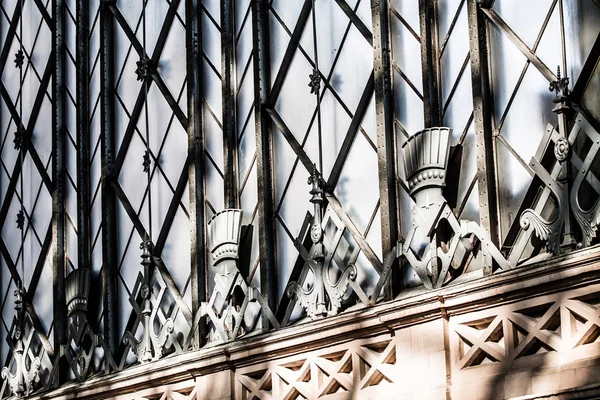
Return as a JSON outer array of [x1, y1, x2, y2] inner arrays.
[[520, 208, 563, 254], [324, 264, 357, 314]]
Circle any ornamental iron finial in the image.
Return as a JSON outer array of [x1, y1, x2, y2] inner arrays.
[[1, 285, 41, 398], [123, 235, 174, 364], [549, 66, 570, 103], [287, 164, 357, 320]]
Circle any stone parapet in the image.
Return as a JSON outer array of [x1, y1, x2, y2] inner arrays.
[[29, 245, 600, 399]]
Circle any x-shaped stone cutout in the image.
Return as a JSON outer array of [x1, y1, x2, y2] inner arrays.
[[354, 341, 397, 389], [508, 302, 562, 359], [455, 315, 505, 370], [565, 299, 600, 348]]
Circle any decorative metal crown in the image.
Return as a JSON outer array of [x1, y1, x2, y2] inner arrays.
[[401, 127, 452, 196], [65, 268, 90, 316], [207, 209, 243, 265]]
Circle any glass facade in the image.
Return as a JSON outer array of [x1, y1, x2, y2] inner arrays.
[[0, 0, 599, 395]]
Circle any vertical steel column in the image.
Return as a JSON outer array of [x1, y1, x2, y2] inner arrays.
[[0, 0, 4, 370], [222, 0, 239, 208], [467, 0, 499, 272], [52, 0, 67, 384], [186, 0, 207, 349], [76, 0, 91, 270], [419, 0, 441, 127], [252, 0, 277, 328], [371, 0, 400, 298], [100, 0, 119, 353]]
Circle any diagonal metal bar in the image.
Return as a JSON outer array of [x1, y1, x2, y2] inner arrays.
[[481, 7, 557, 83], [0, 239, 24, 286], [108, 1, 187, 175], [392, 61, 424, 99], [266, 108, 314, 173], [108, 1, 186, 124], [492, 0, 556, 136], [334, 0, 373, 46], [441, 53, 469, 114], [326, 194, 383, 274], [33, 0, 54, 30], [0, 80, 54, 191], [0, 0, 23, 76], [25, 304, 55, 357], [275, 212, 312, 323], [111, 88, 148, 175], [152, 258, 193, 322], [439, 0, 465, 57], [110, 181, 147, 236], [154, 154, 191, 253], [389, 6, 420, 43], [151, 71, 187, 128], [110, 180, 192, 328], [267, 0, 312, 107], [24, 224, 53, 305], [325, 72, 374, 189]]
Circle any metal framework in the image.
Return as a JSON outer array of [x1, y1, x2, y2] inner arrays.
[[0, 0, 598, 396]]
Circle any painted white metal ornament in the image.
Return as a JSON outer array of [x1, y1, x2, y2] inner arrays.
[[1, 288, 41, 398], [398, 128, 512, 288], [123, 237, 174, 363], [202, 209, 278, 341], [287, 166, 357, 319]]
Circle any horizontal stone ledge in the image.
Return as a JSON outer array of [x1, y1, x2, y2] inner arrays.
[[30, 245, 600, 399]]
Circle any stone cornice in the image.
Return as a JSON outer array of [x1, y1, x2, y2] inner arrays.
[[30, 245, 600, 399]]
